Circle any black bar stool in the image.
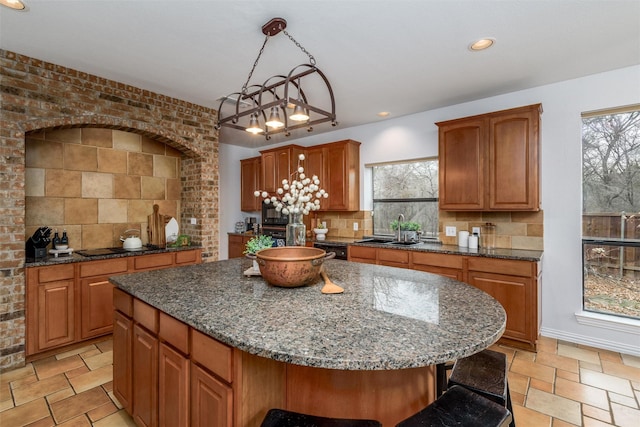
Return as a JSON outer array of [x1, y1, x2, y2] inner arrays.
[[395, 385, 512, 427], [448, 349, 516, 427], [261, 408, 382, 427]]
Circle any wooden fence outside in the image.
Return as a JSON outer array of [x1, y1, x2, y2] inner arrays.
[[583, 213, 640, 277]]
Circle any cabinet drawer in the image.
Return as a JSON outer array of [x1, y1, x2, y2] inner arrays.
[[411, 252, 463, 269], [467, 257, 537, 277], [134, 298, 159, 334], [36, 264, 75, 283], [191, 329, 233, 383], [134, 253, 173, 271], [175, 249, 200, 265], [113, 288, 133, 317], [80, 258, 128, 278], [378, 248, 410, 265], [160, 312, 189, 355], [348, 246, 377, 260]]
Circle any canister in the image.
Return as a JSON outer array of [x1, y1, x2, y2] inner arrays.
[[481, 223, 496, 249], [458, 230, 469, 247]]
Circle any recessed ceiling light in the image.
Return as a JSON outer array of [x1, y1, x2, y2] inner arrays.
[[469, 38, 495, 51], [0, 0, 26, 10], [377, 112, 390, 117]]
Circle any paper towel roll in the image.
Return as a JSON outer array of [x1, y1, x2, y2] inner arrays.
[[458, 231, 469, 247]]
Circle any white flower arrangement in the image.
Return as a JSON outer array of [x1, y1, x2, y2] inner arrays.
[[254, 154, 328, 216]]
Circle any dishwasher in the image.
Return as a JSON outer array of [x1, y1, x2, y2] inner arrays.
[[312, 241, 348, 260]]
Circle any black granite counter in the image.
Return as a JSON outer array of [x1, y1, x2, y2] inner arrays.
[[110, 258, 506, 370]]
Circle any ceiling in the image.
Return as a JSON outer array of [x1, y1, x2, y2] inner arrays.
[[1, 0, 639, 148]]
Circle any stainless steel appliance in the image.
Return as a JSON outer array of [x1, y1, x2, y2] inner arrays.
[[313, 241, 348, 260]]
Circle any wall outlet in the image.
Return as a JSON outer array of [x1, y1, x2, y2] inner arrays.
[[322, 221, 327, 228], [190, 218, 197, 225], [445, 226, 457, 236], [472, 226, 481, 235], [353, 222, 359, 231]]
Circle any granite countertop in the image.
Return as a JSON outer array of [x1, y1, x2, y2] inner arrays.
[[351, 239, 543, 262], [25, 245, 201, 268], [110, 258, 506, 370]]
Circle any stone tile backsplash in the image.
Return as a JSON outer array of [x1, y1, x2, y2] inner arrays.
[[25, 128, 181, 249]]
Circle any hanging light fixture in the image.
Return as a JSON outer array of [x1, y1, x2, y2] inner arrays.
[[215, 17, 337, 140]]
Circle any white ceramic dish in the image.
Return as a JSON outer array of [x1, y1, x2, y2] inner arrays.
[[166, 217, 179, 243]]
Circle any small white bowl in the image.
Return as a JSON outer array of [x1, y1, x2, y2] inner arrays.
[[313, 228, 328, 241], [55, 245, 68, 250]]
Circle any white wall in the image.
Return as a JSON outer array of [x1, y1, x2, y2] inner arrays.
[[219, 65, 640, 354]]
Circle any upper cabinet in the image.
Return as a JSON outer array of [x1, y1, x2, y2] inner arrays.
[[244, 140, 360, 212], [259, 145, 305, 194], [240, 156, 261, 212], [436, 104, 542, 211]]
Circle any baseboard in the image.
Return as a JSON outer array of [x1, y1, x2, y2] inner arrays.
[[539, 327, 640, 357]]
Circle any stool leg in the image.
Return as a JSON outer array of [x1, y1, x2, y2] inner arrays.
[[436, 363, 446, 397], [507, 382, 515, 427]]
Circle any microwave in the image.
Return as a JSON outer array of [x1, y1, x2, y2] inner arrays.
[[262, 201, 289, 226]]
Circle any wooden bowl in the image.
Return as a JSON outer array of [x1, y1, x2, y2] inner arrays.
[[255, 247, 335, 287]]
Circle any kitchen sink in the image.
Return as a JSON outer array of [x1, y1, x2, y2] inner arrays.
[[355, 238, 394, 244], [386, 241, 421, 246]]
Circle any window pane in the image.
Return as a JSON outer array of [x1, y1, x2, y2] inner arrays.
[[582, 109, 640, 320], [373, 201, 439, 237]]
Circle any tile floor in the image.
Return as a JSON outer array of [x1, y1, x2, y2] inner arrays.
[[0, 336, 639, 426]]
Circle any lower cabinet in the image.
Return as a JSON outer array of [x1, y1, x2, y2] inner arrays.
[[159, 344, 190, 427], [113, 311, 133, 413], [132, 324, 158, 427], [190, 363, 233, 427], [347, 245, 540, 351], [228, 233, 253, 259]]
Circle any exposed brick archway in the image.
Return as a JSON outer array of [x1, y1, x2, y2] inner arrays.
[[0, 50, 219, 370]]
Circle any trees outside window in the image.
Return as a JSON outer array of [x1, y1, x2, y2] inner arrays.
[[582, 107, 640, 320], [371, 159, 438, 238]]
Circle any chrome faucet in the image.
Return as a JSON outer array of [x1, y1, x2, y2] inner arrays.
[[397, 214, 405, 242]]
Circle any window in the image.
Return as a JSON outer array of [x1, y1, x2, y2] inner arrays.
[[582, 106, 640, 320], [371, 158, 438, 238]]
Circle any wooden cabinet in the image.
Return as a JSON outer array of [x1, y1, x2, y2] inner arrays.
[[323, 140, 360, 211], [190, 363, 233, 427], [437, 104, 541, 211], [240, 156, 261, 211], [348, 245, 540, 350], [260, 145, 305, 194], [159, 343, 190, 427], [25, 249, 202, 358], [466, 257, 540, 351], [113, 309, 133, 413], [228, 233, 253, 259], [26, 264, 76, 355], [133, 323, 159, 427]]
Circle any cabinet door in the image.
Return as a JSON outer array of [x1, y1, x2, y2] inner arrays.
[[488, 107, 540, 210], [133, 324, 159, 427], [438, 119, 486, 210], [241, 157, 261, 211], [80, 276, 114, 339], [305, 146, 325, 209], [228, 234, 245, 259], [113, 311, 133, 412], [159, 343, 189, 427], [348, 246, 377, 264], [378, 248, 410, 269], [261, 150, 277, 193], [190, 363, 233, 427], [324, 141, 360, 211], [37, 279, 76, 351]]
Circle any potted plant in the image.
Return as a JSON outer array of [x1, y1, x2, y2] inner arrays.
[[313, 222, 329, 241], [244, 235, 275, 272], [390, 220, 421, 241]]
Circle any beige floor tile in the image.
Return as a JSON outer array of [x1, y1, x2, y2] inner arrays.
[[49, 387, 110, 424], [33, 355, 85, 380], [632, 380, 640, 391], [512, 403, 552, 427], [12, 374, 70, 406], [556, 369, 580, 383], [87, 401, 118, 422], [581, 368, 635, 397], [598, 349, 623, 364], [583, 404, 612, 423], [554, 377, 609, 410], [55, 415, 91, 427], [525, 388, 582, 425], [552, 419, 578, 427], [1, 380, 12, 403], [536, 351, 580, 373], [610, 402, 640, 427], [511, 357, 556, 383], [537, 336, 558, 354], [608, 391, 639, 409], [92, 409, 136, 427], [68, 365, 112, 394], [511, 391, 526, 406], [0, 365, 35, 385], [558, 344, 601, 364], [25, 416, 55, 427], [0, 397, 15, 412], [583, 417, 615, 427], [55, 345, 97, 361], [96, 340, 113, 353], [508, 371, 530, 395], [602, 359, 640, 382], [79, 349, 101, 360], [107, 391, 123, 410], [45, 388, 75, 405], [64, 366, 89, 380], [515, 349, 537, 362], [581, 360, 603, 372], [621, 353, 640, 369], [10, 374, 38, 390], [531, 378, 554, 393], [0, 397, 50, 427], [489, 344, 516, 363], [83, 351, 112, 371], [101, 381, 113, 393]]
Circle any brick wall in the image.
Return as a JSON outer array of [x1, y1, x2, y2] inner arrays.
[[0, 49, 219, 371]]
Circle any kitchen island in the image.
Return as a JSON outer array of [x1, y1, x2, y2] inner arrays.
[[111, 258, 506, 426]]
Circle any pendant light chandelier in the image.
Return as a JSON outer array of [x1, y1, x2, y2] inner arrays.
[[215, 18, 337, 140]]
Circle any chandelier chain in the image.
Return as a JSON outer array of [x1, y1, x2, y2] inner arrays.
[[241, 35, 269, 95], [283, 29, 316, 66]]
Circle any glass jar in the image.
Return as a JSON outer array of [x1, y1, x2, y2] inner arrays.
[[481, 222, 496, 249], [286, 212, 306, 246]]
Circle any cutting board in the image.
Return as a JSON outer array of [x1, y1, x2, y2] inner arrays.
[[148, 204, 166, 246]]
